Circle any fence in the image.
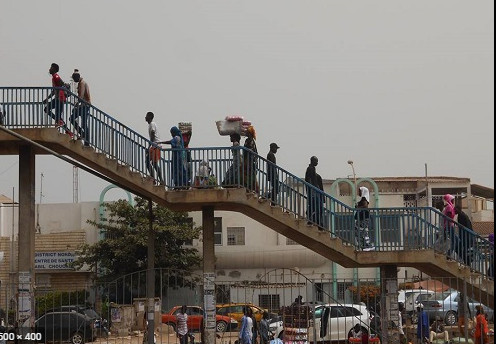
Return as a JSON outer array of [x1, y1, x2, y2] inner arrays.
[[1, 269, 493, 344]]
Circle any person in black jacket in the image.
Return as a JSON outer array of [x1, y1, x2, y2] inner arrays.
[[305, 156, 325, 229], [455, 205, 475, 266]]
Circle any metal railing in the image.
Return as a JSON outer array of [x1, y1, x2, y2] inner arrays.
[[1, 87, 493, 278]]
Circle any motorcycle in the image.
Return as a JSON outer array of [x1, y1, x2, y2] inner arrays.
[[94, 318, 110, 337]]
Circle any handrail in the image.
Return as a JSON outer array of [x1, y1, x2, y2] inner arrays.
[[1, 86, 493, 279]]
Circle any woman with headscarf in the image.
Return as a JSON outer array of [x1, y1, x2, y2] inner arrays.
[[239, 306, 253, 344], [222, 133, 242, 187], [243, 126, 259, 193], [442, 194, 458, 259], [354, 186, 374, 251], [161, 126, 188, 188]]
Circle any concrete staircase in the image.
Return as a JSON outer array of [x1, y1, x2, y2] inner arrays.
[[0, 128, 493, 308]]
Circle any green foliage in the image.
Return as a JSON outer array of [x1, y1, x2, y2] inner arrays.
[[35, 290, 87, 317], [72, 197, 202, 282]]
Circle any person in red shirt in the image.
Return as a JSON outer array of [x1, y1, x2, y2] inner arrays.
[[475, 305, 489, 344], [42, 63, 71, 134]]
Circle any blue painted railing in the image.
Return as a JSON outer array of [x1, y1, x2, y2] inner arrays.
[[1, 87, 493, 278]]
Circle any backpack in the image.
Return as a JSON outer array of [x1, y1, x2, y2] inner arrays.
[[56, 77, 71, 97]]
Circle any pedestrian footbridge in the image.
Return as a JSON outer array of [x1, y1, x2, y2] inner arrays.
[[0, 87, 493, 307]]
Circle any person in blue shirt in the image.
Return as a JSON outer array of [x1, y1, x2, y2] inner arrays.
[[416, 304, 429, 344]]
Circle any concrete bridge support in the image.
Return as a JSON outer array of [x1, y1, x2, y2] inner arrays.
[[18, 145, 36, 326], [380, 265, 400, 344], [202, 206, 216, 344]]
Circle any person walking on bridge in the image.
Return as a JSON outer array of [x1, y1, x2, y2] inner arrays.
[[305, 156, 325, 229], [144, 112, 163, 186], [442, 194, 458, 260], [266, 143, 280, 206], [161, 126, 188, 189], [243, 125, 259, 193], [69, 69, 91, 146], [354, 186, 374, 251], [455, 204, 475, 266], [42, 63, 71, 136]]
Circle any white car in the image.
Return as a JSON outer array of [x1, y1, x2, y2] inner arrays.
[[403, 289, 436, 314], [269, 304, 371, 342]]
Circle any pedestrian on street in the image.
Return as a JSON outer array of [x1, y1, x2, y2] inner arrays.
[[176, 305, 188, 344], [249, 307, 258, 344], [457, 292, 472, 338], [144, 112, 163, 185], [266, 143, 280, 206], [416, 304, 429, 344], [259, 311, 270, 344], [69, 69, 91, 146], [239, 306, 253, 344], [474, 305, 489, 344]]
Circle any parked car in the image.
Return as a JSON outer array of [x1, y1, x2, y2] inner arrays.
[[398, 288, 430, 305], [269, 304, 371, 342], [46, 305, 110, 337], [216, 303, 269, 323], [403, 289, 437, 313], [161, 305, 237, 332], [21, 311, 96, 344], [414, 290, 494, 326]]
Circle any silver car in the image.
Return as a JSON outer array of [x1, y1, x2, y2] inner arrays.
[[415, 290, 494, 326]]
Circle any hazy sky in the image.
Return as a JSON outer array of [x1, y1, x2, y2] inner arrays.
[[1, 0, 494, 204]]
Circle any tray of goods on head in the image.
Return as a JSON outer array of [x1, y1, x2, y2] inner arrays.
[[216, 115, 244, 136], [179, 122, 192, 133]]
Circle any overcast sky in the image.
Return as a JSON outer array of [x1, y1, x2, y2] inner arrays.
[[0, 0, 494, 204]]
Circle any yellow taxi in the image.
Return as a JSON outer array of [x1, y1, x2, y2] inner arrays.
[[216, 303, 267, 323]]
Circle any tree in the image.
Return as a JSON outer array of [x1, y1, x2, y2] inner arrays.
[[73, 197, 202, 281]]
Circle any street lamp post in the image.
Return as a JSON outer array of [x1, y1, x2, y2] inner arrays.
[[348, 160, 357, 198], [347, 160, 359, 290]]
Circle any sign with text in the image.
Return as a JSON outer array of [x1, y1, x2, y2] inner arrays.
[[34, 252, 75, 270]]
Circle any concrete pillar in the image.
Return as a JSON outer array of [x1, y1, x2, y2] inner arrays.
[[146, 200, 155, 344], [380, 265, 399, 344], [202, 206, 216, 344], [18, 145, 36, 326]]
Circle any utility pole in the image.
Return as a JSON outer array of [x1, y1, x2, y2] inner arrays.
[[36, 173, 44, 233], [73, 166, 79, 203], [425, 163, 429, 207]]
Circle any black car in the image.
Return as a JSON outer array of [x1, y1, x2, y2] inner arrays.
[[46, 305, 109, 337], [47, 305, 100, 320], [31, 311, 95, 344]]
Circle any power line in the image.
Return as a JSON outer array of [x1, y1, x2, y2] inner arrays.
[[0, 161, 18, 175]]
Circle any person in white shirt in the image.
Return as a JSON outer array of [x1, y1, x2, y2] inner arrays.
[[145, 111, 163, 185], [176, 305, 188, 344]]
